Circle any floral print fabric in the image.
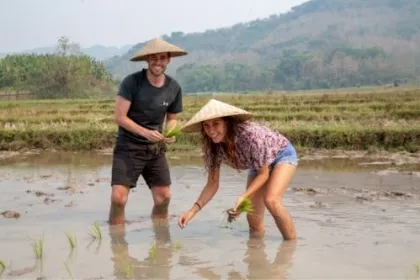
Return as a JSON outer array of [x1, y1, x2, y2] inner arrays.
[[217, 121, 289, 170]]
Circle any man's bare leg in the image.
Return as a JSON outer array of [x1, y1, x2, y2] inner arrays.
[[109, 185, 130, 225], [150, 185, 172, 219]]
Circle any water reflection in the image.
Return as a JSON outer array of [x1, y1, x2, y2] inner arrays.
[[242, 238, 296, 280], [109, 219, 173, 279], [190, 237, 296, 280]]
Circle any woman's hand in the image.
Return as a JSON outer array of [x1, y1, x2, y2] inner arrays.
[[233, 195, 247, 212], [178, 210, 195, 229]]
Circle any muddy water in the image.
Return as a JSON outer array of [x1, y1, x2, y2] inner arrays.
[[0, 151, 419, 279]]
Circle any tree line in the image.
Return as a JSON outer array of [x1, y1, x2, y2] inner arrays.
[[0, 37, 117, 99], [175, 47, 415, 93]]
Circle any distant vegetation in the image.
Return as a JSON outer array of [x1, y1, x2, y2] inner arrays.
[[0, 37, 117, 99], [2, 0, 420, 98], [106, 0, 420, 93], [0, 88, 419, 153]]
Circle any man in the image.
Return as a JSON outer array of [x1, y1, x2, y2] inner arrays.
[[109, 37, 188, 225]]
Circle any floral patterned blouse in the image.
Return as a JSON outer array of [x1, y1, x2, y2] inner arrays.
[[214, 121, 289, 170]]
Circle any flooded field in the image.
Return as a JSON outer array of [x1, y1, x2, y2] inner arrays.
[[1, 150, 420, 279]]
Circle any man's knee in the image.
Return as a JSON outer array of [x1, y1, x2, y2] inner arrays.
[[111, 185, 129, 207], [152, 187, 172, 206]]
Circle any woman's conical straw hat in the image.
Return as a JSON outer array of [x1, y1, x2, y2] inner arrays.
[[181, 99, 253, 133], [130, 37, 188, 62]]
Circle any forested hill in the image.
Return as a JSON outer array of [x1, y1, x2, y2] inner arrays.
[[105, 0, 420, 93]]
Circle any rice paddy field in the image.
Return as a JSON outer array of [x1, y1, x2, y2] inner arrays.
[[0, 87, 419, 153], [1, 87, 420, 279]]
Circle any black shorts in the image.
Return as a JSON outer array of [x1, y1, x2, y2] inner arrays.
[[111, 140, 171, 189]]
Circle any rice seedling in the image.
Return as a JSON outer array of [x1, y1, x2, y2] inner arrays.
[[88, 222, 102, 240], [65, 231, 77, 250], [124, 263, 135, 279], [412, 264, 420, 280], [31, 235, 44, 260], [148, 242, 157, 259], [0, 259, 5, 275], [172, 241, 182, 252], [64, 262, 74, 280], [225, 198, 254, 223]]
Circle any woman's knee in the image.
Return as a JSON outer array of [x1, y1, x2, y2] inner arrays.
[[264, 194, 283, 212]]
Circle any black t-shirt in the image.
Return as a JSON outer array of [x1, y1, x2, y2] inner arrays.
[[117, 68, 183, 145]]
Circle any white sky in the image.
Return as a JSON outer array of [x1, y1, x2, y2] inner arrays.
[[0, 0, 306, 52]]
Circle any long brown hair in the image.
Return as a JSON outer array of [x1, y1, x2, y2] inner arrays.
[[201, 116, 239, 173]]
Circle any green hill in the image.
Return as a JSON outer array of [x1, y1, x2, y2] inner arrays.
[[105, 0, 420, 93]]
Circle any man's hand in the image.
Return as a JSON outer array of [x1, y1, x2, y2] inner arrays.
[[142, 129, 164, 143], [163, 136, 176, 144]]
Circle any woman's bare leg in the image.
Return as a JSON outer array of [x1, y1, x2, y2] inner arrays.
[[245, 174, 267, 238], [264, 163, 297, 240]]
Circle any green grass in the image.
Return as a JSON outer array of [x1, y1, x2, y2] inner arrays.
[[0, 88, 419, 153]]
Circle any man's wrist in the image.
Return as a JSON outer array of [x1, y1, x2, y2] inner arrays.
[[137, 126, 147, 137]]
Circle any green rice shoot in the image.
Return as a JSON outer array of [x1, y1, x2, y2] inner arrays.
[[124, 263, 135, 279], [65, 231, 77, 250], [0, 259, 5, 271], [173, 241, 182, 252], [64, 262, 74, 280], [226, 197, 254, 223], [31, 235, 44, 260], [148, 242, 157, 259], [164, 124, 183, 138], [88, 222, 102, 240], [237, 198, 254, 214]]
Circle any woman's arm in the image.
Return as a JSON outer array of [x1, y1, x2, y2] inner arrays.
[[243, 164, 270, 198], [187, 166, 220, 216]]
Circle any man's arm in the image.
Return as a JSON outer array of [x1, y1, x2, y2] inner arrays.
[[165, 112, 178, 132], [115, 96, 145, 136], [115, 96, 163, 143], [166, 85, 183, 132]]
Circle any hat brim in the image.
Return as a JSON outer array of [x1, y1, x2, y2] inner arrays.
[[130, 50, 188, 62], [181, 113, 252, 133]]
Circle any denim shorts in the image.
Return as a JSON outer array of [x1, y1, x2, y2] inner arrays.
[[248, 141, 298, 176]]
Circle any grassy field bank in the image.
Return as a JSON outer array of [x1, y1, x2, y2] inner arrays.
[[0, 88, 419, 153]]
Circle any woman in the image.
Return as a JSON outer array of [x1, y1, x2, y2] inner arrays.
[[178, 99, 298, 240]]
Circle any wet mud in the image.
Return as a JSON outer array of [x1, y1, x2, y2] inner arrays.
[[0, 150, 419, 279]]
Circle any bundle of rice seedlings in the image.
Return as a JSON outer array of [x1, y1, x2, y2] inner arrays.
[[226, 198, 254, 223], [164, 124, 183, 138]]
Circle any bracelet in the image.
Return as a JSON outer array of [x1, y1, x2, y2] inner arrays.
[[194, 202, 202, 210]]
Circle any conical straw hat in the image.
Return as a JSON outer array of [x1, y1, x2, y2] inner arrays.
[[181, 99, 253, 133], [130, 37, 188, 62]]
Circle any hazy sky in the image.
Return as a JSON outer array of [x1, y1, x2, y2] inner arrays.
[[0, 0, 306, 53]]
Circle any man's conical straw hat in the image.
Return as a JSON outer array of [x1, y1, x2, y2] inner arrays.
[[181, 99, 253, 133], [130, 37, 188, 62]]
